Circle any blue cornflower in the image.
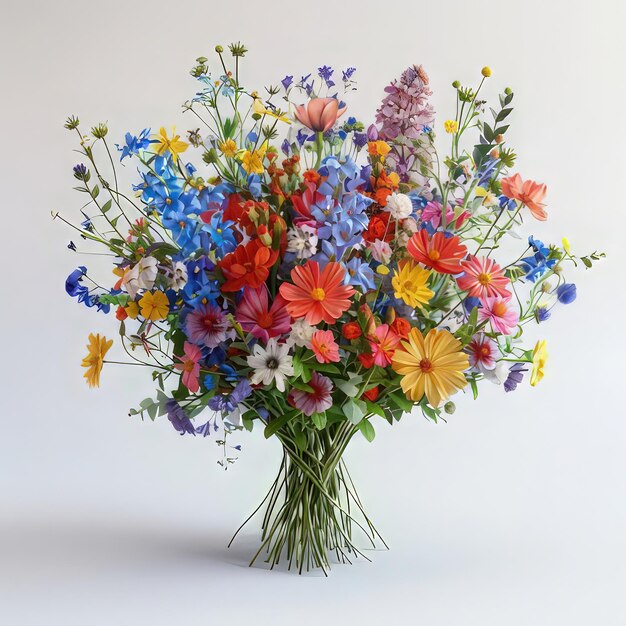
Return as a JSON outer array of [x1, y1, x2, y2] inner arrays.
[[344, 257, 376, 292], [556, 283, 577, 304], [116, 128, 151, 161]]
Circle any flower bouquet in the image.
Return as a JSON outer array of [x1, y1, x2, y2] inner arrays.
[[58, 44, 602, 574]]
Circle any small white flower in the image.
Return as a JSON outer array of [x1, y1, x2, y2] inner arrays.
[[247, 338, 294, 392], [384, 193, 413, 220], [287, 319, 316, 348], [167, 261, 188, 291], [286, 224, 318, 259], [402, 216, 419, 234], [122, 256, 158, 299], [484, 361, 509, 385]]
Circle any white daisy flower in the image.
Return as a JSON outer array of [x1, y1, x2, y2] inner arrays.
[[247, 338, 294, 392], [167, 261, 188, 291], [286, 319, 316, 348], [384, 192, 413, 220], [123, 256, 158, 299]]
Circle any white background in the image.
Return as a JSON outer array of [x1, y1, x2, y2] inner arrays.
[[2, 0, 625, 624]]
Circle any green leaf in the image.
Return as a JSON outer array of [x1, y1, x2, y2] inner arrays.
[[358, 419, 376, 442], [389, 391, 413, 414], [482, 122, 494, 142], [300, 362, 312, 384], [496, 108, 513, 122], [310, 412, 327, 430], [469, 377, 479, 400], [263, 410, 297, 439], [342, 398, 366, 424], [294, 426, 307, 450], [336, 379, 359, 397], [308, 362, 342, 375], [364, 400, 386, 420], [290, 380, 314, 393]]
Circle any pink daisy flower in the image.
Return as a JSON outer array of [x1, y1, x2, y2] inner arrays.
[[185, 303, 230, 348], [174, 342, 202, 393], [456, 255, 511, 300], [479, 297, 519, 335], [466, 334, 498, 372], [310, 330, 340, 363], [235, 286, 291, 343], [421, 201, 470, 229], [289, 372, 333, 416], [368, 324, 401, 367]]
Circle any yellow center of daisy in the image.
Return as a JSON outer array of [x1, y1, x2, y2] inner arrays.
[[428, 250, 440, 261], [311, 288, 326, 301], [419, 358, 433, 373], [477, 272, 492, 285], [402, 280, 415, 292]]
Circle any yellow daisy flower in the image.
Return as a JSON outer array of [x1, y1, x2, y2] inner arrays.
[[252, 97, 291, 124], [153, 127, 188, 161], [530, 340, 548, 386], [391, 260, 433, 309], [444, 120, 459, 134], [139, 290, 170, 321], [241, 141, 268, 175], [81, 333, 113, 388], [391, 328, 469, 407]]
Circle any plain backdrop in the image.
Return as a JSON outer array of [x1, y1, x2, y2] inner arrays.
[[1, 0, 625, 624]]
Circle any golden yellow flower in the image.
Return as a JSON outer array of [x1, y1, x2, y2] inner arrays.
[[241, 140, 268, 175], [392, 328, 469, 406], [392, 260, 433, 309], [153, 127, 188, 161], [124, 300, 139, 319], [81, 333, 113, 388], [252, 97, 291, 124], [530, 340, 548, 386], [367, 140, 392, 158], [376, 265, 390, 276], [139, 290, 170, 321], [481, 66, 492, 78], [219, 139, 237, 158], [444, 120, 459, 134]]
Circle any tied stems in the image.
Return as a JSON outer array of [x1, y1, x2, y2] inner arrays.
[[228, 422, 387, 574]]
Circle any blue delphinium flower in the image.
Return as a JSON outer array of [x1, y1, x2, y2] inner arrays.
[[556, 283, 577, 304], [116, 128, 151, 161], [281, 139, 291, 157], [201, 211, 237, 257], [344, 257, 375, 292], [281, 75, 293, 90], [342, 67, 356, 82], [208, 379, 252, 414], [499, 195, 517, 210], [519, 236, 556, 282], [166, 399, 196, 436]]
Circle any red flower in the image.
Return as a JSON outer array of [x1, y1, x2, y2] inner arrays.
[[362, 386, 380, 402], [357, 352, 375, 369], [390, 317, 411, 339], [115, 305, 128, 321], [342, 322, 362, 340], [363, 212, 393, 243], [219, 240, 278, 292], [407, 230, 468, 274]]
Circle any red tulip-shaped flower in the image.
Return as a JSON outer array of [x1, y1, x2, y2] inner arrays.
[[294, 97, 347, 133]]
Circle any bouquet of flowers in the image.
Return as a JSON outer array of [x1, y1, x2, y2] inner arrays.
[[58, 44, 602, 574]]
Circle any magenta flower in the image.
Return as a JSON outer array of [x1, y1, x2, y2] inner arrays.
[[466, 334, 498, 372], [421, 201, 470, 230], [478, 297, 519, 335], [235, 286, 291, 343], [174, 342, 202, 393], [289, 372, 333, 416], [185, 303, 230, 348]]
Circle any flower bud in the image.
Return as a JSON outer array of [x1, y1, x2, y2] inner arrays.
[[504, 87, 513, 95], [452, 80, 461, 88], [444, 401, 456, 415], [481, 66, 492, 78], [215, 45, 223, 53]]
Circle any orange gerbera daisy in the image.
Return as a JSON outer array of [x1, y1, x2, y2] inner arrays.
[[500, 173, 548, 221], [279, 261, 355, 325], [407, 230, 468, 274]]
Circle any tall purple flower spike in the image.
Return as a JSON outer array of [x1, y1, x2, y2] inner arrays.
[[375, 64, 436, 185]]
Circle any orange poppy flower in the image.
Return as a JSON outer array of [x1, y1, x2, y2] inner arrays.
[[279, 261, 355, 325], [219, 240, 278, 292], [500, 173, 548, 221], [407, 230, 468, 274]]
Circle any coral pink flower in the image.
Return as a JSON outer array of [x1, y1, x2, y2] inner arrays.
[[466, 334, 498, 372], [174, 342, 202, 393], [479, 297, 519, 335], [500, 173, 548, 221], [288, 372, 333, 416], [310, 330, 340, 363], [235, 286, 291, 343], [294, 97, 347, 133], [407, 229, 467, 274], [279, 261, 355, 325], [185, 303, 231, 348], [456, 255, 511, 300], [368, 324, 401, 367]]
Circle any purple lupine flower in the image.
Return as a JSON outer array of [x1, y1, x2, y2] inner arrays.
[[318, 65, 335, 87], [374, 65, 435, 184], [504, 363, 528, 393], [342, 67, 356, 82], [166, 400, 196, 436]]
